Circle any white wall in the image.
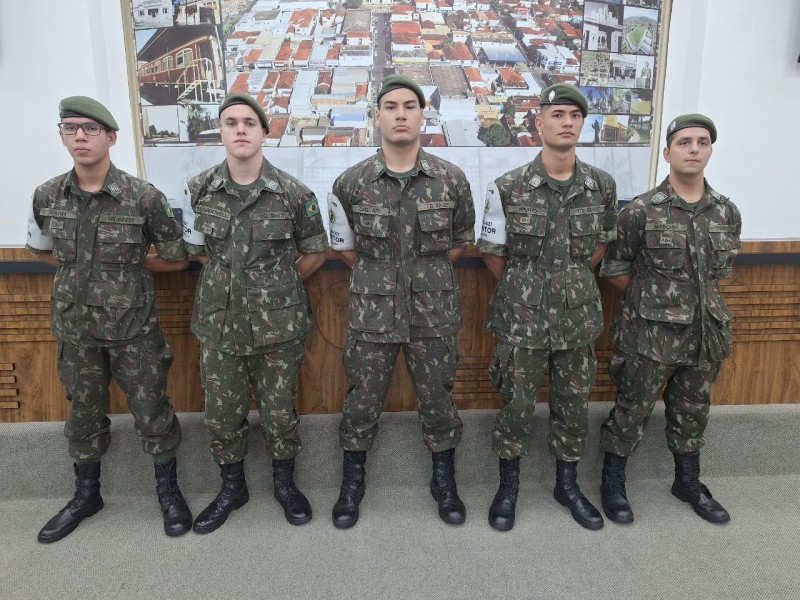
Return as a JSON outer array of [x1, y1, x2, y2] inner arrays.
[[1, 0, 798, 245], [658, 0, 800, 239]]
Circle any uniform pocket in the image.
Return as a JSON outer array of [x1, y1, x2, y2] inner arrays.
[[353, 205, 390, 261], [349, 263, 396, 333], [247, 281, 304, 347], [193, 266, 230, 343], [85, 279, 146, 340], [410, 258, 458, 328], [569, 206, 604, 257], [45, 217, 79, 262], [506, 205, 548, 258], [417, 202, 453, 255], [643, 229, 686, 270], [96, 222, 143, 263], [709, 226, 739, 277]]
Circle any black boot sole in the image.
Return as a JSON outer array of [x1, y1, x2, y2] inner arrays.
[[192, 490, 250, 534], [671, 485, 731, 524], [37, 498, 105, 544]]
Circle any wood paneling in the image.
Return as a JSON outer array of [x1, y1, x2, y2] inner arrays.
[[1, 244, 799, 422]]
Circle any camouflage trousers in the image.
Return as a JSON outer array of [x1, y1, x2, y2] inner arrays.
[[200, 342, 304, 464], [490, 342, 597, 461], [339, 334, 463, 453], [601, 351, 722, 456], [57, 333, 181, 462]]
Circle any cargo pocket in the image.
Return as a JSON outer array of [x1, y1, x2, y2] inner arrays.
[[348, 263, 396, 333], [569, 206, 603, 257], [497, 263, 545, 339], [248, 280, 303, 347], [96, 220, 144, 263], [709, 226, 739, 278], [193, 266, 230, 343], [563, 269, 602, 345], [417, 202, 453, 255], [643, 229, 686, 271], [85, 279, 145, 340], [353, 205, 390, 261], [45, 216, 79, 262], [505, 205, 548, 258], [705, 286, 733, 361], [253, 212, 294, 259], [410, 258, 458, 328]]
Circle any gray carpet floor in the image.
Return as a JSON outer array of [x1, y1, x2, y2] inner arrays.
[[1, 403, 799, 600]]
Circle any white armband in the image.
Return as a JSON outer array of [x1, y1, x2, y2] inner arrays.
[[26, 201, 53, 251], [182, 182, 205, 246], [327, 193, 354, 250], [479, 182, 507, 245]]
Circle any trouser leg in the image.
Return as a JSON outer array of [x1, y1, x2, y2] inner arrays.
[[338, 337, 399, 451], [404, 334, 463, 452], [109, 332, 181, 460], [663, 361, 722, 454], [489, 343, 547, 459], [200, 347, 251, 464], [248, 342, 304, 460], [58, 342, 112, 462]]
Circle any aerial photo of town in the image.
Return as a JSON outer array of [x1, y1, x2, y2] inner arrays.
[[132, 0, 662, 148]]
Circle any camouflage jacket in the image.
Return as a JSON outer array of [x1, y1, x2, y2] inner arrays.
[[26, 164, 185, 347], [600, 178, 742, 365], [477, 154, 618, 350], [183, 159, 328, 355], [328, 149, 475, 342]]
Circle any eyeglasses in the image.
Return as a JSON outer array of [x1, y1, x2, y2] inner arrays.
[[58, 122, 106, 136]]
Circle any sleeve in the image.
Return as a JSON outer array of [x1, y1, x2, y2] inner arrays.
[[182, 181, 206, 256], [451, 171, 475, 247], [718, 202, 742, 280], [598, 176, 619, 244], [293, 187, 329, 255], [327, 192, 355, 251], [141, 185, 186, 261], [25, 191, 53, 253], [600, 202, 641, 278], [475, 181, 507, 256]]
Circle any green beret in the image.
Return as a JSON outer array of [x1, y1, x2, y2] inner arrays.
[[377, 75, 426, 108], [59, 96, 119, 131], [539, 84, 588, 118], [219, 93, 269, 134], [665, 113, 717, 144]]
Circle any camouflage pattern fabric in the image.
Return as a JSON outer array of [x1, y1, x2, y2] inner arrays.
[[477, 153, 617, 461], [200, 342, 304, 463], [599, 178, 741, 455], [601, 350, 722, 455], [27, 164, 186, 347], [330, 149, 475, 343], [477, 153, 618, 351], [600, 177, 742, 365], [184, 159, 328, 355], [338, 334, 462, 452], [58, 334, 181, 461], [489, 341, 596, 461]]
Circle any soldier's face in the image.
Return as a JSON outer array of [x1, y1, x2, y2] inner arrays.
[[60, 118, 116, 168], [664, 128, 712, 177], [376, 88, 424, 147], [536, 105, 583, 151], [220, 104, 267, 161]]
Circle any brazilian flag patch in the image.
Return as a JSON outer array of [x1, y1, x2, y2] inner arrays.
[[304, 198, 319, 217], [162, 198, 174, 219]]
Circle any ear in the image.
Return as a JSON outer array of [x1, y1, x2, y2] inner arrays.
[[662, 145, 670, 163], [108, 130, 117, 148], [534, 113, 543, 131]]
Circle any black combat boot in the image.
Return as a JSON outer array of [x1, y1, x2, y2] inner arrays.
[[553, 459, 604, 530], [154, 457, 192, 537], [38, 462, 104, 543], [193, 460, 250, 534], [600, 452, 634, 524], [488, 457, 520, 531], [430, 448, 466, 525], [332, 450, 366, 529], [671, 450, 730, 524], [272, 458, 312, 526]]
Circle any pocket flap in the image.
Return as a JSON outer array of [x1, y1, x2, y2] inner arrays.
[[639, 293, 694, 324], [351, 263, 396, 295], [253, 216, 293, 241], [500, 264, 543, 306], [247, 282, 300, 310], [411, 259, 454, 292], [86, 280, 144, 308], [417, 207, 452, 232]]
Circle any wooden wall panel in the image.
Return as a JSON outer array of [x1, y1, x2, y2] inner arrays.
[[1, 244, 799, 422]]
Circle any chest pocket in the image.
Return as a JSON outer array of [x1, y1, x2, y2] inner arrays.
[[416, 201, 454, 255], [253, 212, 294, 259], [96, 215, 145, 264], [569, 205, 604, 258], [353, 204, 391, 261], [709, 224, 739, 277], [42, 209, 78, 262], [506, 204, 548, 258], [194, 204, 232, 241], [644, 224, 686, 271]]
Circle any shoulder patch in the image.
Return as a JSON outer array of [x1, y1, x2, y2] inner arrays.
[[304, 197, 319, 217], [266, 179, 279, 191], [530, 174, 544, 187], [107, 182, 122, 196], [584, 176, 598, 191], [210, 175, 224, 190], [652, 192, 669, 204]]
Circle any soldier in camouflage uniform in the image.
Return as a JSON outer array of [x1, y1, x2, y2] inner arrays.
[[477, 85, 617, 531], [599, 114, 741, 525], [183, 93, 327, 533], [327, 76, 475, 528], [28, 96, 192, 543]]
